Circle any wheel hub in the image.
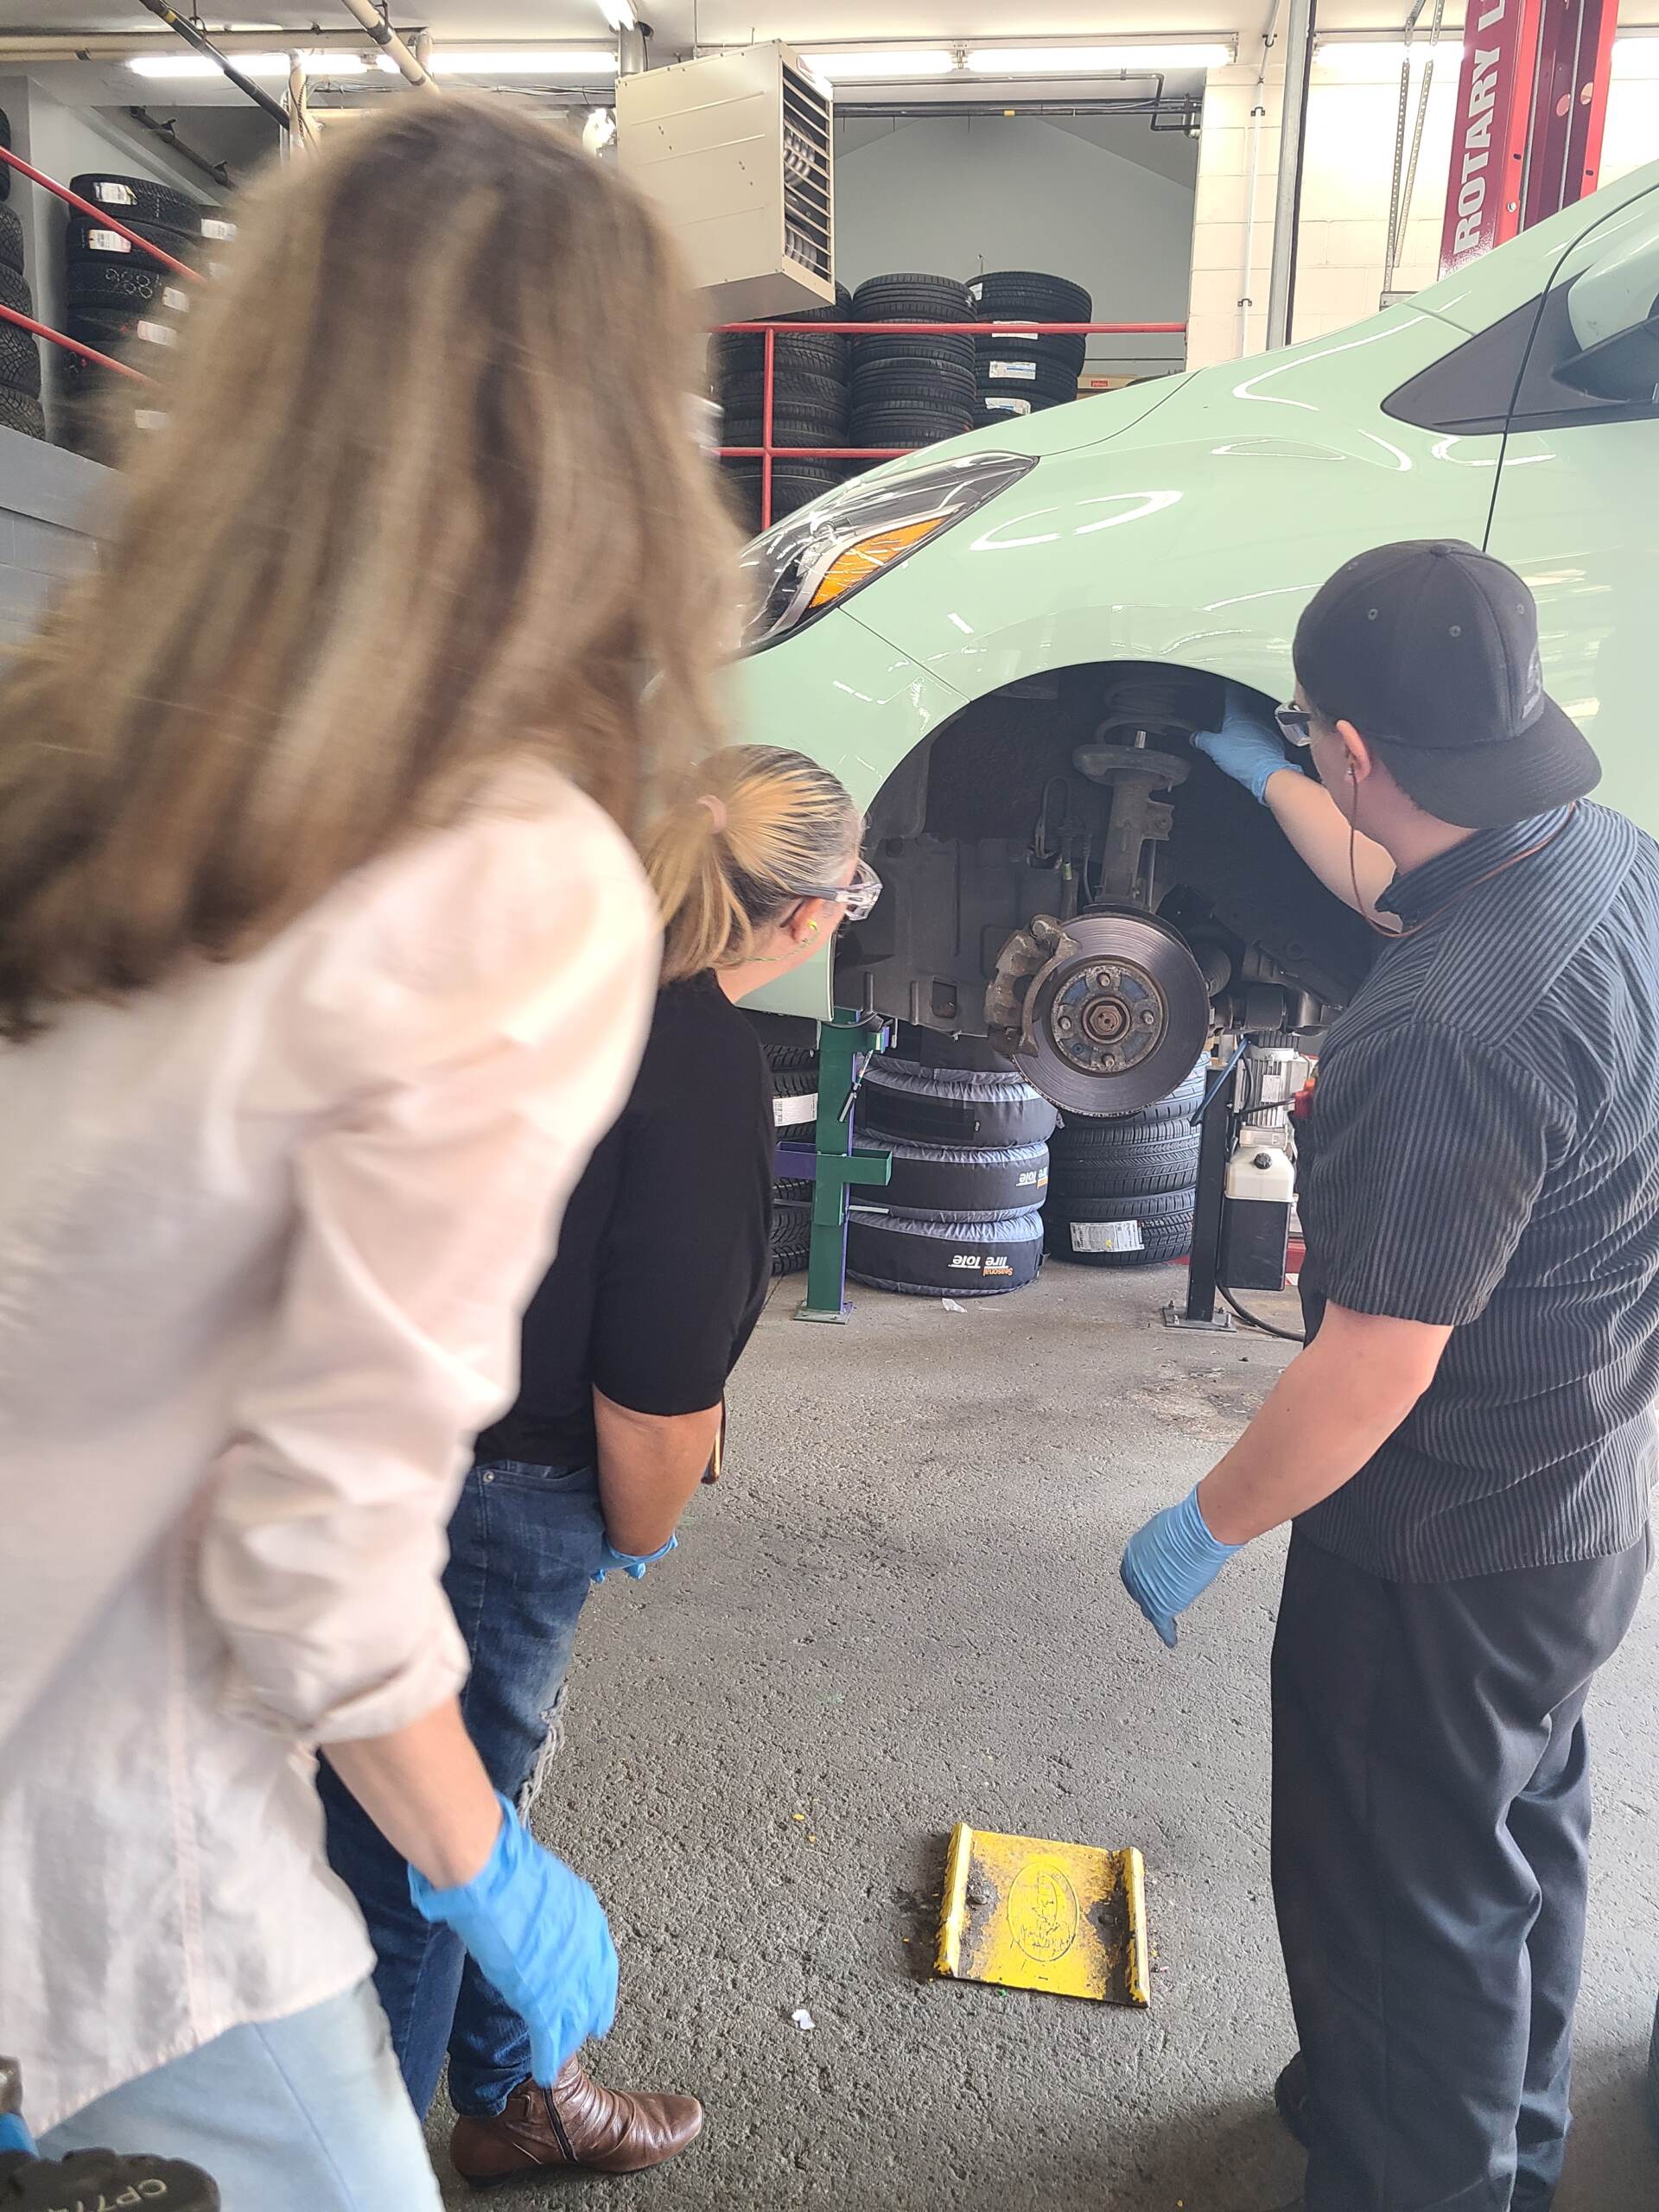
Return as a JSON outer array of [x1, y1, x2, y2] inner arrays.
[[1015, 910, 1211, 1116]]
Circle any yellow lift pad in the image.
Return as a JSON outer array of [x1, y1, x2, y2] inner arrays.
[[935, 1822, 1150, 2008]]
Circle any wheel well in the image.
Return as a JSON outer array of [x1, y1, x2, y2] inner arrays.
[[837, 659, 1374, 1037]]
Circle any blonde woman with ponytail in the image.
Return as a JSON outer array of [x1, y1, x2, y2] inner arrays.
[[0, 98, 741, 2211], [325, 745, 871, 2189]]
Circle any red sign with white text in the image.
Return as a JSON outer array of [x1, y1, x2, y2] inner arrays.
[[1439, 0, 1540, 275]]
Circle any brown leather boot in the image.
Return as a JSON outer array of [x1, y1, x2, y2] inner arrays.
[[449, 2058, 702, 2186]]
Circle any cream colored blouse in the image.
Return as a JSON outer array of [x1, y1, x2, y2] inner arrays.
[[0, 764, 658, 2130]]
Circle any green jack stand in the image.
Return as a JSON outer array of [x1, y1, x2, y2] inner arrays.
[[797, 1008, 893, 1324]]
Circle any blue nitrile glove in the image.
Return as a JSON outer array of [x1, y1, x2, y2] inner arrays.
[[1192, 683, 1293, 806], [593, 1533, 677, 1585], [0, 2113, 35, 2157], [1121, 1486, 1243, 1648], [410, 1795, 617, 2082]]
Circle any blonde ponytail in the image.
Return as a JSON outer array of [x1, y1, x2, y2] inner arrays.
[[643, 746, 861, 983]]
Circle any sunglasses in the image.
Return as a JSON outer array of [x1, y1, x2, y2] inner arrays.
[[797, 857, 883, 925], [1274, 703, 1314, 748]]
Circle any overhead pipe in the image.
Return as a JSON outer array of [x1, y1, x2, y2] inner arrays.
[[333, 0, 437, 90], [1264, 0, 1317, 348], [130, 1, 291, 127], [0, 28, 396, 61], [837, 96, 1198, 123], [125, 108, 234, 189]]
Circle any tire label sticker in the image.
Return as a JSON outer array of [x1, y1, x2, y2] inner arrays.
[[87, 229, 133, 254], [772, 1092, 817, 1127], [163, 286, 189, 314], [201, 218, 237, 241], [986, 359, 1038, 381], [95, 182, 138, 207], [1071, 1218, 1144, 1255], [986, 397, 1033, 416]]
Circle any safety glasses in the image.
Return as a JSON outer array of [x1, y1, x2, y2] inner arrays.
[[1275, 702, 1314, 748], [798, 857, 883, 925]]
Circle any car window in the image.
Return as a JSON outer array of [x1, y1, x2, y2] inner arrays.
[[1384, 182, 1659, 436], [1382, 297, 1542, 435]]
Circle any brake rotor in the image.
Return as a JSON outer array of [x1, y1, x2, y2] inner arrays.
[[1014, 909, 1211, 1116]]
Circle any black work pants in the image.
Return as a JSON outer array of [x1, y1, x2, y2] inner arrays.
[[1272, 1526, 1648, 2212]]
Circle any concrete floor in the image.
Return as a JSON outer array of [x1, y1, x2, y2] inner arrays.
[[435, 1264, 1659, 2210]]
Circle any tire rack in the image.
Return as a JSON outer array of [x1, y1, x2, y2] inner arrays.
[[717, 316, 1190, 531], [0, 144, 201, 399]]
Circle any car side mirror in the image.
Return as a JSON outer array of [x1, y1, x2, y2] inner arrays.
[[1557, 299, 1659, 406]]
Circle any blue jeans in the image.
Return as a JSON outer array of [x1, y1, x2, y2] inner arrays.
[[38, 1981, 439, 2212], [321, 1458, 607, 2120]]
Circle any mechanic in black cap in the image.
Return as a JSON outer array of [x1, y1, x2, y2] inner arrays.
[[1122, 540, 1658, 2211]]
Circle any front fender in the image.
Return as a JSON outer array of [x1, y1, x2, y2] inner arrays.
[[846, 311, 1503, 707], [740, 611, 964, 1020]]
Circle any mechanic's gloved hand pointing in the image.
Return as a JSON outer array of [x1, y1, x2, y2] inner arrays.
[[593, 1533, 677, 1585], [410, 1796, 617, 2082], [1192, 683, 1294, 806], [1121, 1486, 1243, 1648]]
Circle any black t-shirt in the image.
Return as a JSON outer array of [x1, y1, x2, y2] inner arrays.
[[477, 971, 775, 1470]]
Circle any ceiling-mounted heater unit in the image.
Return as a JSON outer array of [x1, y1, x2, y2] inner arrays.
[[616, 41, 833, 318]]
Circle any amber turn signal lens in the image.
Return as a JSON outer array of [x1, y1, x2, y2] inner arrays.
[[806, 518, 948, 609]]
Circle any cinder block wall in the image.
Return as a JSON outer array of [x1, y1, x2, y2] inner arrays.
[[0, 424, 104, 651], [1188, 39, 1659, 368]]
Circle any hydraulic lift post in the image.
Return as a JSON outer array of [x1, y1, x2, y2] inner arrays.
[[1165, 1040, 1246, 1333], [1440, 0, 1620, 278], [792, 1009, 893, 1325]]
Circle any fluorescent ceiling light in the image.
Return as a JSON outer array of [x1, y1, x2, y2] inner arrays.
[[803, 48, 959, 82], [1613, 33, 1659, 74], [429, 48, 618, 76], [129, 49, 368, 79], [964, 42, 1236, 75], [1313, 39, 1464, 73], [596, 0, 636, 24]]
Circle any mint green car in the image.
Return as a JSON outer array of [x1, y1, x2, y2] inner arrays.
[[738, 157, 1659, 1113]]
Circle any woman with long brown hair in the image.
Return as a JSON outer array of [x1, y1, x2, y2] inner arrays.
[[0, 95, 737, 2209]]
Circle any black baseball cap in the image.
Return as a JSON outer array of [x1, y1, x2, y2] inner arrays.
[[1293, 540, 1600, 830]]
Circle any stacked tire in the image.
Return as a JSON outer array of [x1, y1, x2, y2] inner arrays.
[[58, 176, 207, 461], [966, 270, 1091, 431], [762, 1032, 819, 1277], [848, 1032, 1057, 1298], [715, 283, 852, 533], [0, 110, 44, 442], [848, 273, 975, 471], [1043, 1062, 1205, 1269]]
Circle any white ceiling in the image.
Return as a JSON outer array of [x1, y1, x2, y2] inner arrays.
[[1, 0, 1479, 45], [8, 0, 1655, 140]]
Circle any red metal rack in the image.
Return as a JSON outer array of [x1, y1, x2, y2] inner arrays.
[[0, 143, 204, 393], [716, 316, 1188, 528]]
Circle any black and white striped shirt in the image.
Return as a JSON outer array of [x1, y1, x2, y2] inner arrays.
[[1298, 802, 1659, 1581]]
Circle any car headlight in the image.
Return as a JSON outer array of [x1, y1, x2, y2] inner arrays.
[[737, 453, 1037, 653]]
